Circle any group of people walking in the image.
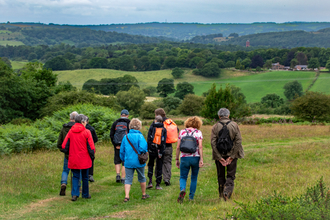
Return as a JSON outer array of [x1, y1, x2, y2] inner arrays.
[[57, 107, 244, 203]]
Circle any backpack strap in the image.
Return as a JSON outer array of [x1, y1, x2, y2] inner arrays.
[[126, 135, 139, 155]]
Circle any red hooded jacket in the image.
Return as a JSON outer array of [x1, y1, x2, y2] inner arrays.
[[62, 123, 95, 169]]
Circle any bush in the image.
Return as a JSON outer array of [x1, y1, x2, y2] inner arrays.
[[10, 118, 33, 125], [0, 103, 120, 155], [171, 67, 184, 78], [41, 90, 119, 117], [140, 102, 158, 119], [116, 86, 146, 113], [232, 178, 330, 219], [261, 93, 284, 108], [284, 80, 303, 100], [178, 94, 205, 116], [174, 82, 194, 99], [162, 96, 182, 112], [291, 91, 330, 121], [201, 84, 251, 119]]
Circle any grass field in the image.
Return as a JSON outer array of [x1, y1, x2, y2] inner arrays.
[[0, 40, 24, 46], [57, 69, 318, 103], [10, 61, 28, 70], [191, 71, 316, 102], [1, 124, 330, 219], [310, 72, 330, 94]]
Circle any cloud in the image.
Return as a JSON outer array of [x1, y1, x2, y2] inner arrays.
[[1, 0, 330, 24]]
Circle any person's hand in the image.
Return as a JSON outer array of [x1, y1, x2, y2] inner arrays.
[[226, 157, 233, 165], [115, 145, 120, 149], [176, 159, 180, 169], [220, 158, 227, 166], [199, 159, 204, 168]]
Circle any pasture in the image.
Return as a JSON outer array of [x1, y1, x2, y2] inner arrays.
[[1, 124, 330, 219], [310, 72, 330, 94], [10, 61, 29, 70], [57, 68, 318, 103], [0, 40, 24, 46]]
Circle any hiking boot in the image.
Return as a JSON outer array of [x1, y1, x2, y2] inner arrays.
[[177, 190, 186, 204], [116, 175, 121, 183], [142, 194, 150, 200], [223, 191, 232, 201], [83, 195, 91, 199], [89, 175, 95, 182], [121, 179, 125, 185], [219, 185, 224, 198], [147, 182, 153, 189], [156, 184, 163, 190], [165, 180, 171, 186], [59, 184, 66, 196], [72, 196, 78, 201]]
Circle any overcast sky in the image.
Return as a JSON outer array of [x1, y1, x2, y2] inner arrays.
[[1, 0, 330, 24]]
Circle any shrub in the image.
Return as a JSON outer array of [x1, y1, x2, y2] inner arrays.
[[10, 118, 33, 125], [171, 67, 184, 78], [178, 94, 205, 116], [41, 90, 119, 117], [291, 91, 330, 121], [174, 82, 194, 99], [0, 103, 120, 155], [162, 96, 182, 112], [140, 102, 158, 119], [261, 93, 284, 108], [201, 84, 251, 119], [116, 86, 146, 113], [232, 178, 330, 219], [284, 80, 303, 100]]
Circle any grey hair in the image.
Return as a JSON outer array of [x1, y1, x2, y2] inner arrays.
[[129, 118, 142, 130], [70, 111, 78, 120], [75, 114, 87, 123], [218, 108, 230, 117], [155, 115, 163, 123]]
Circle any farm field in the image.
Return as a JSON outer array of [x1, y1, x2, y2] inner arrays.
[[191, 71, 316, 102], [0, 40, 24, 46], [310, 73, 330, 94], [10, 61, 28, 70], [1, 124, 329, 219]]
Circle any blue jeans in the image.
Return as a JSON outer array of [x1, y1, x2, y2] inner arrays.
[[61, 156, 81, 196], [72, 169, 89, 198], [180, 157, 200, 200], [125, 167, 146, 185]]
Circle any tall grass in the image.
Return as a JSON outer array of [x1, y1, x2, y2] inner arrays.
[[0, 125, 330, 219]]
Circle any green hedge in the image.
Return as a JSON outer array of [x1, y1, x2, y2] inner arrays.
[[0, 103, 119, 155]]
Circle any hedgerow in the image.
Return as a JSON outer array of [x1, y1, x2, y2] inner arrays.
[[0, 103, 119, 155]]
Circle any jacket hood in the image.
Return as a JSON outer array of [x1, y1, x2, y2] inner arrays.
[[71, 123, 86, 133], [153, 122, 164, 128], [63, 121, 75, 128], [117, 118, 130, 123]]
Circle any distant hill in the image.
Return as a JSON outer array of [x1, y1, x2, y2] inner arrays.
[[81, 22, 330, 40], [222, 28, 330, 48], [0, 23, 174, 46]]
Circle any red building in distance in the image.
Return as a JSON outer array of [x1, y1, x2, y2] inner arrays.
[[246, 40, 250, 47]]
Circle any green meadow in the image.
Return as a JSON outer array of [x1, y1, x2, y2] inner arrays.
[[10, 61, 29, 70], [0, 40, 24, 46], [57, 69, 318, 103], [310, 73, 330, 94], [1, 124, 329, 219]]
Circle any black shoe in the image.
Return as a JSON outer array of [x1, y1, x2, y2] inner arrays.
[[83, 195, 91, 199], [60, 184, 66, 196], [89, 175, 95, 182], [165, 180, 171, 186], [116, 175, 121, 183], [72, 196, 78, 201], [121, 179, 125, 184]]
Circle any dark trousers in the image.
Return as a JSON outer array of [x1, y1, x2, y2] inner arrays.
[[89, 158, 94, 176], [148, 153, 163, 184], [72, 169, 89, 198], [215, 158, 238, 196], [161, 146, 172, 182]]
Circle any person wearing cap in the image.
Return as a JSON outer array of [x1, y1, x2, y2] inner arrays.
[[211, 108, 244, 201], [110, 109, 130, 184]]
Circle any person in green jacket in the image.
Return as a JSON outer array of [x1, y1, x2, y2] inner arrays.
[[57, 111, 78, 196]]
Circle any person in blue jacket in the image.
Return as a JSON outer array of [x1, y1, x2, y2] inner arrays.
[[120, 118, 150, 202]]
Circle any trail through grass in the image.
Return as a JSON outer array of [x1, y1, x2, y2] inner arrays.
[[1, 124, 330, 219]]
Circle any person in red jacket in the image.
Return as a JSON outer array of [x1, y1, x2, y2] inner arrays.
[[62, 114, 95, 201]]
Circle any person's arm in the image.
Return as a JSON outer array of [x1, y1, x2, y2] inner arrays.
[[109, 121, 117, 146], [92, 128, 98, 144], [147, 125, 153, 143], [175, 139, 181, 169], [227, 123, 244, 164], [198, 139, 204, 167], [61, 131, 71, 154], [119, 136, 126, 162], [57, 128, 64, 150]]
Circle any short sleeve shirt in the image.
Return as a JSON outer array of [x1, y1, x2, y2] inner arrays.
[[178, 128, 203, 158]]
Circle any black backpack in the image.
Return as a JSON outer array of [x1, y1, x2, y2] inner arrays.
[[180, 129, 198, 153], [216, 121, 233, 155], [114, 121, 128, 144]]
